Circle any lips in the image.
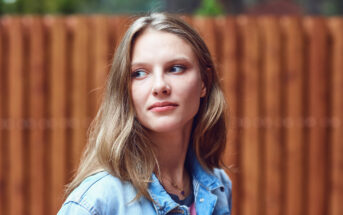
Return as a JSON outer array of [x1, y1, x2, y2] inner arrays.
[[148, 101, 178, 112]]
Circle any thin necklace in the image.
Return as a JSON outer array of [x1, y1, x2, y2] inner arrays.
[[160, 177, 186, 196]]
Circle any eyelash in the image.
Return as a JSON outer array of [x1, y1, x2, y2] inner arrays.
[[169, 65, 187, 73], [131, 69, 147, 78], [131, 64, 187, 79]]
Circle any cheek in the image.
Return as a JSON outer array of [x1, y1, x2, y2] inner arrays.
[[183, 76, 203, 98], [131, 82, 148, 114], [177, 78, 203, 109]]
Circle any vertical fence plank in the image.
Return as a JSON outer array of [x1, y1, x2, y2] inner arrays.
[[259, 17, 283, 215], [4, 17, 25, 215], [304, 18, 330, 215], [238, 16, 262, 215], [47, 17, 67, 215], [328, 18, 343, 215], [281, 17, 305, 215], [192, 17, 219, 68], [220, 16, 240, 215], [0, 17, 5, 215], [107, 16, 130, 60], [0, 15, 342, 215], [24, 16, 46, 215], [89, 16, 109, 118], [69, 16, 90, 174]]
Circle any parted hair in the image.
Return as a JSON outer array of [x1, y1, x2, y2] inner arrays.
[[66, 13, 228, 200]]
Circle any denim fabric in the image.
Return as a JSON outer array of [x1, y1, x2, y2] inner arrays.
[[58, 152, 232, 215]]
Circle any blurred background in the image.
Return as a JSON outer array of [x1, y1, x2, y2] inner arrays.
[[0, 0, 343, 15], [0, 1, 342, 215]]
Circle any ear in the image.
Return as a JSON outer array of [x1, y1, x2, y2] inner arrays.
[[200, 81, 206, 98], [200, 68, 211, 98]]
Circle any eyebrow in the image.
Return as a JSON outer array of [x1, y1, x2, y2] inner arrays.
[[131, 57, 193, 68]]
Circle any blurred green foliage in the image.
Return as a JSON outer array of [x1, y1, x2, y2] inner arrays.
[[321, 0, 343, 15], [0, 0, 79, 14], [0, 0, 162, 14], [0, 0, 342, 15], [195, 0, 224, 16], [79, 0, 163, 14]]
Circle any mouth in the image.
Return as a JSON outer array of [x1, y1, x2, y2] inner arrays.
[[148, 101, 178, 112]]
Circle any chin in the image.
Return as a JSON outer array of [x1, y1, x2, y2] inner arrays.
[[148, 124, 180, 133], [145, 120, 192, 133]]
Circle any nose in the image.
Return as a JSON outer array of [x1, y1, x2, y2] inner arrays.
[[152, 72, 171, 96]]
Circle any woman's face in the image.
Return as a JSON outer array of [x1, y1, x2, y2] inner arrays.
[[130, 28, 206, 133]]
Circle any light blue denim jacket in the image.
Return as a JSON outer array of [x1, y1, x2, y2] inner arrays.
[[58, 151, 232, 215]]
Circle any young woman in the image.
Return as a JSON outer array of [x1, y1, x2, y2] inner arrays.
[[58, 13, 231, 215]]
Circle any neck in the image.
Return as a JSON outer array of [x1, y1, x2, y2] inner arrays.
[[148, 121, 193, 197]]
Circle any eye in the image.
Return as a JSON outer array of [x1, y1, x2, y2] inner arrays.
[[169, 65, 186, 73], [131, 69, 148, 78]]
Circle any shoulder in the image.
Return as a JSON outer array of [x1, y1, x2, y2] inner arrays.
[[58, 171, 138, 215], [212, 168, 232, 214], [213, 168, 232, 190], [64, 171, 133, 203], [213, 168, 232, 198]]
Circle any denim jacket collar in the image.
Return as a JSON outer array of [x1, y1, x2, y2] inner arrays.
[[186, 150, 224, 191], [147, 150, 224, 214], [148, 174, 179, 214]]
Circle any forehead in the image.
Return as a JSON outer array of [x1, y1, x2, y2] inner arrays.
[[131, 28, 197, 64]]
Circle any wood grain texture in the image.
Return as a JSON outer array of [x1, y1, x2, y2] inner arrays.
[[0, 16, 341, 215], [47, 17, 68, 215], [5, 17, 25, 215], [0, 17, 5, 215], [304, 17, 330, 215], [69, 16, 89, 173], [192, 16, 219, 71], [259, 17, 283, 215], [89, 16, 109, 119], [238, 16, 262, 215], [219, 16, 240, 215], [24, 16, 46, 215], [281, 17, 305, 215], [107, 16, 131, 59], [328, 18, 343, 215]]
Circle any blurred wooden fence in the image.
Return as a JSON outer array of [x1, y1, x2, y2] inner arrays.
[[0, 15, 342, 215]]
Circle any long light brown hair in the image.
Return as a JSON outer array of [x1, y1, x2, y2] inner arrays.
[[66, 13, 228, 200]]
